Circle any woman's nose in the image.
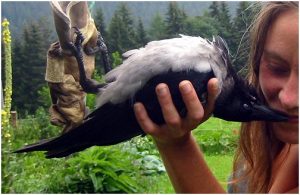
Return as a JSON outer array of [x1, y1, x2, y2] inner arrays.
[[278, 72, 299, 110]]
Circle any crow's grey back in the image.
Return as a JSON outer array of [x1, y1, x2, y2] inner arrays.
[[96, 35, 225, 107]]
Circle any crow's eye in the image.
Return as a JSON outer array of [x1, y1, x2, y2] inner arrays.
[[250, 95, 257, 102], [243, 103, 250, 111]]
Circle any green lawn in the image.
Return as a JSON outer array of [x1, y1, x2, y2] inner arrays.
[[205, 154, 234, 191], [139, 154, 234, 193]]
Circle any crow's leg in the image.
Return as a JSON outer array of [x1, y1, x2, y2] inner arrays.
[[68, 27, 106, 94], [97, 32, 112, 73], [84, 31, 112, 74]]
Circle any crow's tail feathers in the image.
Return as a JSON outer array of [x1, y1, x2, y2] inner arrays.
[[13, 121, 93, 158], [14, 138, 56, 153], [13, 102, 143, 158]]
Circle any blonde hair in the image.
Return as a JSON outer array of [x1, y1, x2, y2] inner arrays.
[[232, 2, 298, 193]]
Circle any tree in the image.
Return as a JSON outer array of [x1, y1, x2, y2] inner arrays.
[[94, 8, 107, 39], [148, 12, 167, 41], [135, 17, 148, 47], [165, 2, 187, 37], [108, 13, 123, 53], [12, 20, 50, 114], [232, 2, 257, 73], [218, 2, 235, 52], [108, 3, 137, 54], [94, 7, 110, 75], [207, 2, 237, 68], [183, 15, 218, 38], [219, 2, 232, 31], [208, 1, 220, 18]]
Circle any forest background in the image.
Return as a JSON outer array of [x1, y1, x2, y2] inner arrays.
[[2, 1, 256, 115]]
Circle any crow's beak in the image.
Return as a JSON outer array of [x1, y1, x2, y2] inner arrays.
[[251, 104, 289, 122]]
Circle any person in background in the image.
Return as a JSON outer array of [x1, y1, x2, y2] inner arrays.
[[46, 1, 100, 133], [134, 1, 298, 193]]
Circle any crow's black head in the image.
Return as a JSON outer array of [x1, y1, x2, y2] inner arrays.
[[213, 78, 288, 122], [211, 36, 288, 122]]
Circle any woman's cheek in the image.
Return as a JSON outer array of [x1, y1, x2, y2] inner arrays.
[[259, 64, 282, 109]]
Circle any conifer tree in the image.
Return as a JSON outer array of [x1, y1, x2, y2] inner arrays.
[[108, 3, 137, 53], [94, 8, 107, 39], [165, 2, 187, 37], [12, 21, 49, 114], [148, 12, 167, 41], [94, 7, 109, 74], [136, 17, 148, 47], [183, 15, 218, 38], [208, 1, 220, 18], [232, 1, 257, 73]]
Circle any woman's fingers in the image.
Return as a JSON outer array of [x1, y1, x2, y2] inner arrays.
[[134, 102, 159, 135], [203, 78, 219, 120], [179, 80, 205, 129], [134, 79, 219, 142], [156, 83, 182, 129]]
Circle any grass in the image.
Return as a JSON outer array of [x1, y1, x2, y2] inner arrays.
[[205, 154, 234, 191], [135, 153, 234, 193], [196, 117, 241, 131]]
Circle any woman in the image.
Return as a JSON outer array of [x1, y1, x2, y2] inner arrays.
[[134, 2, 298, 193]]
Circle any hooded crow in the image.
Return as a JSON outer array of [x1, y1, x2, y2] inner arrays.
[[14, 35, 288, 158]]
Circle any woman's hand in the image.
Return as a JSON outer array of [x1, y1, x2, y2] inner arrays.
[[134, 78, 219, 147]]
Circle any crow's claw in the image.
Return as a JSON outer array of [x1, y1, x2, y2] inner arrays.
[[72, 27, 85, 48], [96, 32, 108, 52], [96, 32, 112, 73]]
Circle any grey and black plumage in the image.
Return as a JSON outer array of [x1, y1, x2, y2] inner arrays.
[[14, 35, 288, 158]]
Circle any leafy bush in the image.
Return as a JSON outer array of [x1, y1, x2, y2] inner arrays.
[[123, 136, 166, 176], [86, 69, 105, 109], [193, 117, 240, 155], [56, 146, 140, 193], [37, 86, 51, 109], [13, 107, 60, 147], [194, 129, 239, 155]]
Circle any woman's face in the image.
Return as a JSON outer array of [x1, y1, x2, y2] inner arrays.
[[259, 10, 299, 144]]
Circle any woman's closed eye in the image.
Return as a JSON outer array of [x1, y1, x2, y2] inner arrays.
[[266, 63, 290, 77]]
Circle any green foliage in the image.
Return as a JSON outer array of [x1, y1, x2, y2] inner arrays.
[[108, 3, 137, 53], [1, 107, 61, 193], [2, 18, 13, 141], [2, 108, 239, 193], [194, 129, 239, 155], [58, 147, 139, 193], [165, 1, 187, 37], [111, 51, 122, 68], [205, 155, 234, 190], [122, 136, 166, 176], [93, 7, 110, 75], [148, 12, 167, 40], [37, 86, 51, 109], [86, 70, 105, 109], [94, 8, 107, 39], [136, 17, 149, 47], [193, 117, 240, 155], [232, 2, 258, 74], [183, 15, 218, 38], [12, 18, 53, 115], [9, 1, 258, 115], [13, 107, 60, 144]]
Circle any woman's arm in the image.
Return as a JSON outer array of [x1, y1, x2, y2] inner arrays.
[[134, 78, 225, 193]]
